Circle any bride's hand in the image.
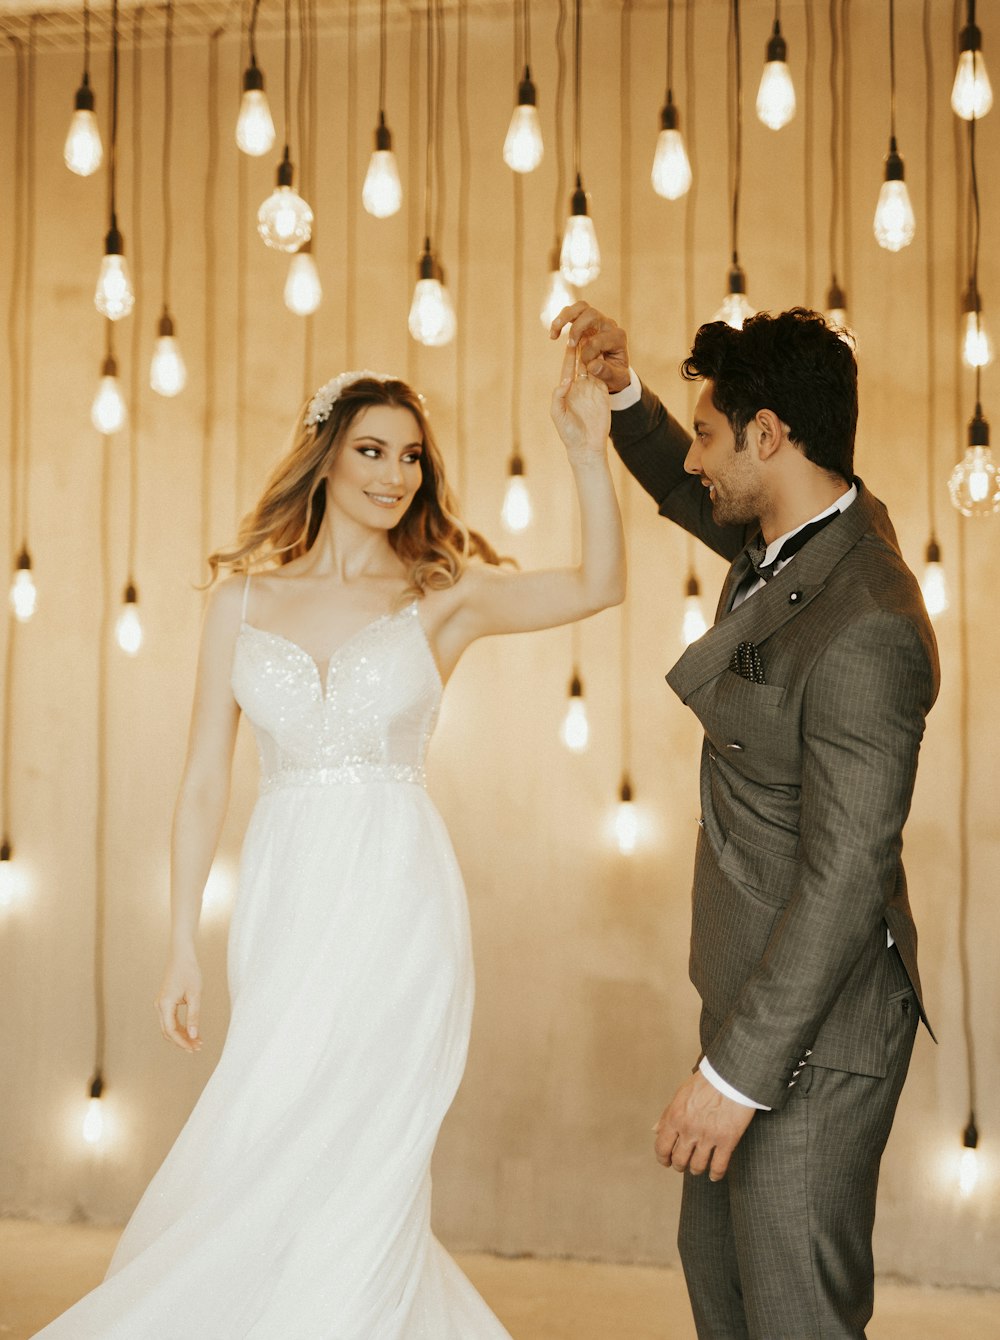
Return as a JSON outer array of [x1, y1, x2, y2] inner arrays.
[[156, 950, 203, 1053], [550, 337, 612, 460]]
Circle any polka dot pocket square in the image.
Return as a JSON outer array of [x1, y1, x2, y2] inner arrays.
[[731, 640, 767, 684]]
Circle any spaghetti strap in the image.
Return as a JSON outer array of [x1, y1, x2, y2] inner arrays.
[[241, 570, 252, 624]]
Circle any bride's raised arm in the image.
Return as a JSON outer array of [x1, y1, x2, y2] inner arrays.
[[433, 339, 624, 657]]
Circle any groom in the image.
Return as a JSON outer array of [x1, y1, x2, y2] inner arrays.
[[552, 304, 939, 1339]]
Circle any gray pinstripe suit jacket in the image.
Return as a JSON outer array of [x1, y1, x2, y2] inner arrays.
[[612, 385, 940, 1112]]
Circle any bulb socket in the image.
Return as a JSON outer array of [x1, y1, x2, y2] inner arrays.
[[570, 174, 589, 217], [242, 62, 265, 93], [375, 112, 393, 151], [517, 68, 537, 107], [660, 95, 680, 132], [765, 21, 787, 63], [157, 310, 176, 338], [959, 21, 983, 55], [104, 223, 125, 257], [727, 262, 748, 296], [89, 1073, 104, 1101], [685, 573, 700, 599], [418, 240, 436, 280], [124, 581, 138, 604], [0, 837, 11, 862], [16, 546, 31, 572], [276, 147, 295, 188], [619, 776, 633, 804], [924, 538, 941, 565], [963, 1115, 979, 1149], [508, 453, 525, 477], [961, 282, 983, 316], [969, 409, 990, 448], [884, 139, 905, 183], [100, 352, 119, 378], [74, 77, 96, 112], [826, 279, 847, 310], [569, 672, 583, 698]]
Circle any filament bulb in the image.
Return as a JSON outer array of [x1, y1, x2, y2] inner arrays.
[[503, 72, 544, 174], [64, 77, 103, 176], [559, 674, 590, 752], [10, 550, 37, 622], [501, 457, 532, 533], [115, 584, 143, 656], [236, 64, 276, 156]]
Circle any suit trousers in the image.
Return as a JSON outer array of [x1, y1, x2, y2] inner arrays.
[[677, 950, 919, 1340]]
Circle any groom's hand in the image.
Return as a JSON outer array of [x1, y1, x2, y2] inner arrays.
[[549, 302, 631, 395], [654, 1072, 756, 1182]]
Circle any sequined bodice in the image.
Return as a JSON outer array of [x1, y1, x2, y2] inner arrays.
[[231, 602, 441, 791]]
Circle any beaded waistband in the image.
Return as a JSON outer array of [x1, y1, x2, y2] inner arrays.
[[261, 762, 426, 794]]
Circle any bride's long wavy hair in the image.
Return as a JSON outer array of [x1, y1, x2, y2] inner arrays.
[[207, 376, 503, 596]]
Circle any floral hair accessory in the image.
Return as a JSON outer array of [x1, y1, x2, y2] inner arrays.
[[304, 370, 400, 427]]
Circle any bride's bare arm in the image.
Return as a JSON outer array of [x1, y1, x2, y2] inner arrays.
[[156, 580, 242, 1053], [437, 342, 624, 655]]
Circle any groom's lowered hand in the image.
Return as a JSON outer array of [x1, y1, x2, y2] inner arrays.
[[654, 1072, 756, 1182]]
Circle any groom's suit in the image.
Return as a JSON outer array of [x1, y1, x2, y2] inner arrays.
[[611, 384, 939, 1339]]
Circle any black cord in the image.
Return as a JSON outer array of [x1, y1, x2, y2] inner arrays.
[[922, 0, 937, 537], [666, 0, 674, 98], [553, 0, 567, 246], [283, 0, 291, 152], [162, 0, 174, 307], [572, 0, 581, 177], [731, 0, 743, 263], [423, 0, 433, 243], [378, 0, 387, 116], [524, 0, 532, 70], [109, 0, 119, 223], [249, 0, 263, 68], [828, 0, 840, 283], [970, 116, 982, 407], [889, 0, 897, 141], [83, 0, 91, 78]]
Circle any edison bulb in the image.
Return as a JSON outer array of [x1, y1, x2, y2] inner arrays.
[[540, 265, 576, 329], [91, 365, 127, 435], [82, 1096, 104, 1145], [236, 87, 276, 156], [362, 149, 403, 217], [115, 598, 143, 655], [614, 793, 638, 856], [150, 333, 187, 397], [560, 679, 589, 752], [94, 253, 135, 321], [962, 310, 993, 368], [873, 180, 916, 252], [715, 290, 756, 329], [958, 1145, 981, 1197], [64, 108, 103, 176], [284, 250, 323, 315], [920, 557, 948, 617], [560, 213, 601, 287], [408, 277, 456, 347], [756, 60, 796, 130], [257, 185, 313, 253], [0, 850, 20, 908], [949, 445, 1000, 516], [501, 471, 532, 532], [682, 593, 708, 645], [503, 104, 544, 173], [651, 128, 692, 200], [952, 49, 993, 121], [10, 566, 37, 622]]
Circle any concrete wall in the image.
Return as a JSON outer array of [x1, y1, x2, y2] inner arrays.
[[0, 0, 997, 1289]]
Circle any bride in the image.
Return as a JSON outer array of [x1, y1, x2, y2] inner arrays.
[[36, 341, 622, 1338]]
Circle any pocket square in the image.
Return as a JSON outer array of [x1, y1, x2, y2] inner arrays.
[[731, 641, 766, 684]]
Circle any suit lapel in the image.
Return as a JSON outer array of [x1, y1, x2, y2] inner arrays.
[[668, 480, 885, 704]]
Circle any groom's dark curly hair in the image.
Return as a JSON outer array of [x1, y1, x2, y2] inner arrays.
[[681, 309, 858, 483]]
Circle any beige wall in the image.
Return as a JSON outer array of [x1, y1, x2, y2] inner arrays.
[[0, 0, 998, 1290]]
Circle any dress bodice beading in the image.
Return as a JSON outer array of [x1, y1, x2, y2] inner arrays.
[[230, 602, 441, 793]]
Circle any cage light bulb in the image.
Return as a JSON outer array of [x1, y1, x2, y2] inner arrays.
[[503, 70, 544, 173], [952, 25, 993, 120], [560, 674, 590, 752], [94, 224, 135, 321], [9, 549, 37, 622], [919, 540, 948, 618], [873, 141, 916, 252], [614, 777, 639, 856], [236, 64, 276, 156], [756, 23, 796, 130], [501, 456, 533, 533], [91, 355, 128, 435], [64, 76, 103, 176], [560, 176, 601, 286], [258, 150, 313, 253], [115, 584, 143, 655], [284, 248, 323, 315]]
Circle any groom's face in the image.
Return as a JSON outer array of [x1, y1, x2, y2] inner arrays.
[[687, 381, 766, 527]]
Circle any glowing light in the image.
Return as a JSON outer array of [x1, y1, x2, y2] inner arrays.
[[949, 410, 1000, 515], [756, 22, 796, 130], [651, 115, 693, 200], [362, 141, 403, 218], [82, 1074, 105, 1146], [501, 458, 532, 533], [284, 249, 323, 316], [10, 550, 37, 622], [408, 244, 456, 347], [150, 312, 187, 397], [715, 264, 755, 329], [115, 584, 143, 655], [952, 24, 993, 120], [560, 176, 601, 287], [64, 77, 103, 176], [94, 230, 135, 322], [0, 839, 22, 909], [920, 540, 948, 618], [614, 777, 638, 856], [560, 674, 589, 752], [91, 355, 128, 435], [503, 72, 544, 174], [540, 257, 576, 329], [258, 151, 313, 253], [873, 142, 915, 252], [681, 575, 708, 645], [236, 64, 276, 156]]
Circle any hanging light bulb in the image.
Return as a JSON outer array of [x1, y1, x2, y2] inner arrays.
[[715, 261, 756, 329], [408, 241, 457, 347], [91, 353, 128, 435], [64, 72, 103, 176], [236, 59, 276, 156], [681, 573, 708, 645], [961, 285, 994, 368], [94, 222, 135, 320], [362, 113, 403, 217], [0, 838, 17, 909], [959, 1114, 981, 1196], [560, 175, 601, 287], [952, 9, 993, 121], [9, 547, 38, 623], [501, 454, 533, 532], [504, 67, 544, 173], [873, 139, 916, 252], [949, 405, 1000, 515], [115, 582, 143, 655], [284, 242, 323, 316], [559, 671, 590, 752], [540, 246, 576, 329], [614, 775, 639, 856], [651, 93, 693, 200], [149, 310, 187, 396], [258, 147, 313, 253], [756, 17, 796, 130], [82, 1073, 105, 1146], [919, 538, 949, 617], [824, 279, 856, 345]]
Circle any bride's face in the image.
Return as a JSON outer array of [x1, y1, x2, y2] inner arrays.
[[325, 404, 424, 530]]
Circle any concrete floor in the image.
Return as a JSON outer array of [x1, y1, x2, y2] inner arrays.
[[3, 1220, 998, 1340]]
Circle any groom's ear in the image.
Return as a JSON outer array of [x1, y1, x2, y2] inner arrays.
[[752, 408, 786, 462]]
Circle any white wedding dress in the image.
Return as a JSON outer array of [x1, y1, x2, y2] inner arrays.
[[36, 588, 512, 1339]]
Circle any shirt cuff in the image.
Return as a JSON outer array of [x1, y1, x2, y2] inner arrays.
[[607, 368, 642, 411], [699, 1056, 772, 1111]]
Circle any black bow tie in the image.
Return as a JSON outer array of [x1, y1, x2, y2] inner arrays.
[[750, 508, 840, 582]]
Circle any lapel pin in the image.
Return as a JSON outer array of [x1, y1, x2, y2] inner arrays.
[[789, 591, 802, 603]]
